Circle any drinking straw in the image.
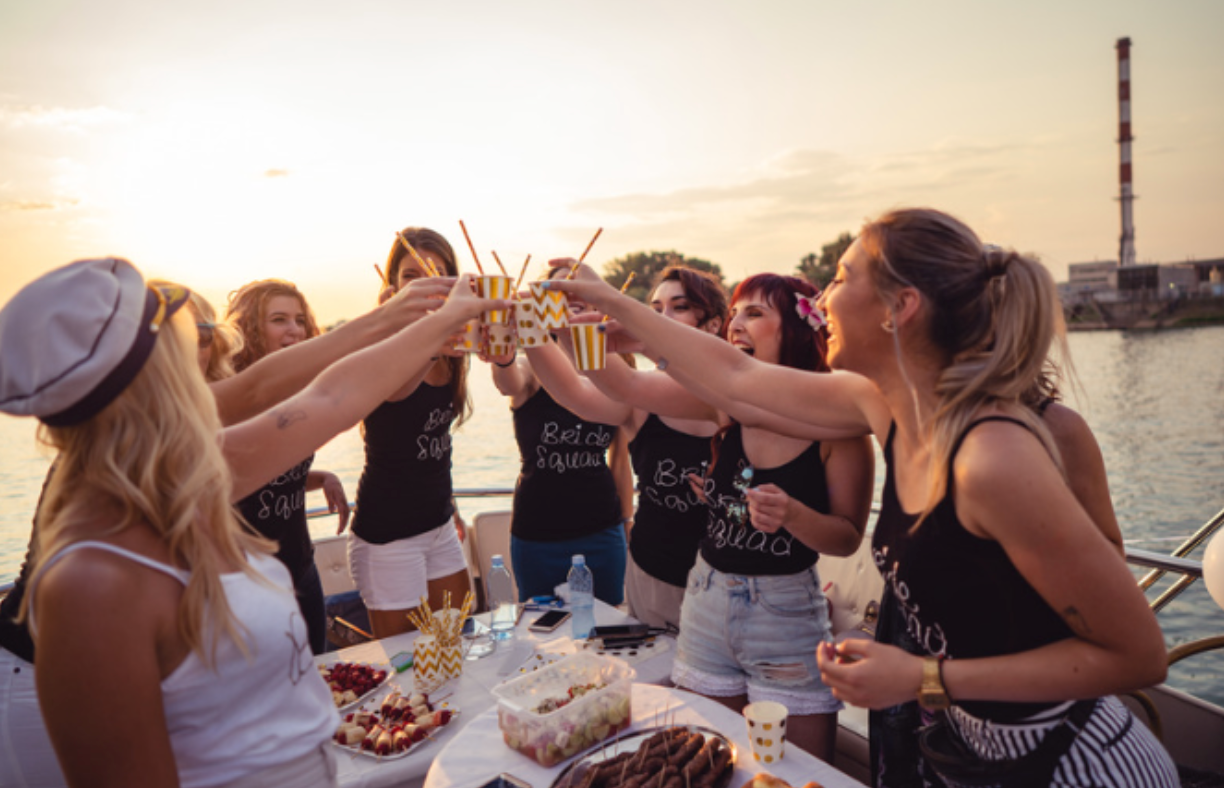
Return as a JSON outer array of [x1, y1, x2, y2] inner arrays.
[[567, 227, 603, 279], [374, 264, 387, 285], [512, 254, 533, 294], [396, 230, 443, 278], [601, 272, 635, 322], [458, 220, 486, 276], [490, 250, 510, 277]]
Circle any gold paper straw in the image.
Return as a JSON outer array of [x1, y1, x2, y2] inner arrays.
[[490, 250, 510, 277], [458, 220, 486, 276], [578, 227, 603, 263], [397, 231, 443, 278], [374, 263, 387, 285], [512, 254, 532, 294], [602, 272, 635, 322]]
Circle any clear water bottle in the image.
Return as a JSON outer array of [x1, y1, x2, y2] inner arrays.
[[488, 555, 518, 641], [567, 554, 596, 639]]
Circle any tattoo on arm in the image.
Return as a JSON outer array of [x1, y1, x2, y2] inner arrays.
[[274, 409, 307, 430], [1062, 606, 1093, 636]]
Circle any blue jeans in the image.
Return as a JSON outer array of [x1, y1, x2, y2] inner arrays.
[[511, 522, 627, 605], [671, 555, 841, 714]]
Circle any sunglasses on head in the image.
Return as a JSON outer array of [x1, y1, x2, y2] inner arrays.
[[196, 322, 216, 350]]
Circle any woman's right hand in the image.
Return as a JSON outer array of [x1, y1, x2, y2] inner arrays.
[[381, 276, 457, 325], [543, 260, 623, 311]]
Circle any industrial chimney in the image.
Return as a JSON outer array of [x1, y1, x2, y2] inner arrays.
[[1117, 37, 1136, 267]]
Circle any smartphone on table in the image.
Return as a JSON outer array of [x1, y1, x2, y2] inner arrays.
[[528, 610, 572, 633]]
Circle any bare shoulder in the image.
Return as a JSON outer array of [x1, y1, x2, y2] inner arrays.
[[1040, 402, 1103, 461]]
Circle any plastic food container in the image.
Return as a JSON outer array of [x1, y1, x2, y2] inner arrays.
[[492, 652, 635, 767]]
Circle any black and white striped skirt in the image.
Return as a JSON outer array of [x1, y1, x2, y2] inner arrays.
[[946, 696, 1178, 787]]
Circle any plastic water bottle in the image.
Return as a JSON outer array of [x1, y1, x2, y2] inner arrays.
[[488, 555, 518, 641], [567, 554, 596, 639]]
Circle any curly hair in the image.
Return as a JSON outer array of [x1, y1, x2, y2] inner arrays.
[[224, 279, 320, 373]]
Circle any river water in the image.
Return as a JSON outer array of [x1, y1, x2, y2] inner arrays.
[[1, 326, 1221, 704]]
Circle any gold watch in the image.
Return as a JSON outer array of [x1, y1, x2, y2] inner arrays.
[[917, 656, 951, 711]]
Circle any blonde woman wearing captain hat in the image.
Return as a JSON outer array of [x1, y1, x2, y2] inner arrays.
[[0, 258, 504, 788]]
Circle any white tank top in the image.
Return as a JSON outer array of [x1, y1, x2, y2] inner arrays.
[[31, 542, 338, 788]]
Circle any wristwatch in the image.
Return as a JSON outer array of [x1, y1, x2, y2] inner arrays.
[[917, 655, 951, 711]]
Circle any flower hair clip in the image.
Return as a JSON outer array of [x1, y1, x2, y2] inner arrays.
[[794, 292, 827, 331]]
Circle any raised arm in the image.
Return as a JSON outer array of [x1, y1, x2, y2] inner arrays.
[[582, 351, 721, 423], [210, 276, 455, 426], [546, 263, 883, 439], [224, 276, 501, 501], [523, 341, 634, 426]]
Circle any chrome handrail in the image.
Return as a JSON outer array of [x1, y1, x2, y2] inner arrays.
[[1133, 505, 1224, 614]]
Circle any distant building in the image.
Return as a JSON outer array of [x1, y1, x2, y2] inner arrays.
[[1058, 257, 1224, 305], [1060, 261, 1118, 303]]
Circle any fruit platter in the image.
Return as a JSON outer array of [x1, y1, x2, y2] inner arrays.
[[493, 652, 635, 767], [332, 688, 460, 760], [318, 660, 392, 711]]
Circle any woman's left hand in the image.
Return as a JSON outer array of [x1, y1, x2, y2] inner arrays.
[[745, 483, 792, 533], [816, 638, 925, 710], [318, 473, 351, 534]]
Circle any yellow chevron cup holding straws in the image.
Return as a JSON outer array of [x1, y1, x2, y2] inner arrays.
[[477, 275, 514, 325], [413, 635, 442, 690], [570, 323, 607, 371], [528, 282, 569, 331]]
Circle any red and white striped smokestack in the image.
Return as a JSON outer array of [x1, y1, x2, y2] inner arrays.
[[1117, 37, 1136, 267]]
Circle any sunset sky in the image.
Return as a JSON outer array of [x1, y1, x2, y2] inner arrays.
[[2, 0, 1221, 324]]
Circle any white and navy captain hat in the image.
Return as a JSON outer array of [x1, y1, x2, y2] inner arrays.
[[0, 257, 191, 426]]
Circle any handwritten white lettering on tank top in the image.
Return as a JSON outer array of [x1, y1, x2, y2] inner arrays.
[[252, 458, 311, 521], [874, 544, 949, 657], [416, 406, 455, 461], [703, 468, 794, 557], [535, 421, 613, 474], [642, 458, 705, 513]]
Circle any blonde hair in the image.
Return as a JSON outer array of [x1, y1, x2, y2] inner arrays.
[[23, 313, 275, 665], [860, 208, 1068, 522], [148, 280, 244, 383]]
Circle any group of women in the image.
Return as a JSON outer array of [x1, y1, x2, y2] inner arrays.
[[0, 208, 1180, 787]]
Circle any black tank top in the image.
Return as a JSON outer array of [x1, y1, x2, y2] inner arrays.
[[236, 454, 316, 583], [699, 424, 826, 576], [510, 387, 622, 542], [872, 418, 1074, 721], [628, 414, 712, 587], [352, 383, 456, 544]]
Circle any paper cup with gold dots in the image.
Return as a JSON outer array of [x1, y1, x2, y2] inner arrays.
[[569, 323, 606, 371], [743, 700, 788, 763], [451, 319, 482, 354], [487, 321, 517, 358], [477, 275, 514, 325], [528, 281, 569, 331], [516, 300, 550, 348]]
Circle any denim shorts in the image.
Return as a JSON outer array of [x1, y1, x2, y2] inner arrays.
[[671, 555, 841, 715]]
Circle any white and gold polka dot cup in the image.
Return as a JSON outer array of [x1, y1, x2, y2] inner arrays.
[[452, 319, 481, 354], [743, 700, 788, 764], [487, 321, 517, 358], [516, 301, 550, 348]]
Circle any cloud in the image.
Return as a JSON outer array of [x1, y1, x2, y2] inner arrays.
[[263, 168, 290, 178], [0, 104, 130, 132], [0, 198, 80, 212]]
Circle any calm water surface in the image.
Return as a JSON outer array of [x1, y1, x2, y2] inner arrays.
[[2, 327, 1221, 703]]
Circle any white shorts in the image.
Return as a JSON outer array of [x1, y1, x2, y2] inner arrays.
[[347, 519, 468, 610], [0, 648, 67, 788]]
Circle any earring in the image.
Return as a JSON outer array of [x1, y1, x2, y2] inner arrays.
[[881, 319, 895, 333]]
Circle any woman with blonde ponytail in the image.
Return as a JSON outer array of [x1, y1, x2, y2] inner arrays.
[[0, 258, 503, 788], [546, 208, 1176, 787]]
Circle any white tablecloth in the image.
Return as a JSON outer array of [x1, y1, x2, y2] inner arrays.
[[423, 684, 867, 788], [323, 602, 670, 788]]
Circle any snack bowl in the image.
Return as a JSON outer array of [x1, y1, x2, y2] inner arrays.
[[492, 652, 635, 767]]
